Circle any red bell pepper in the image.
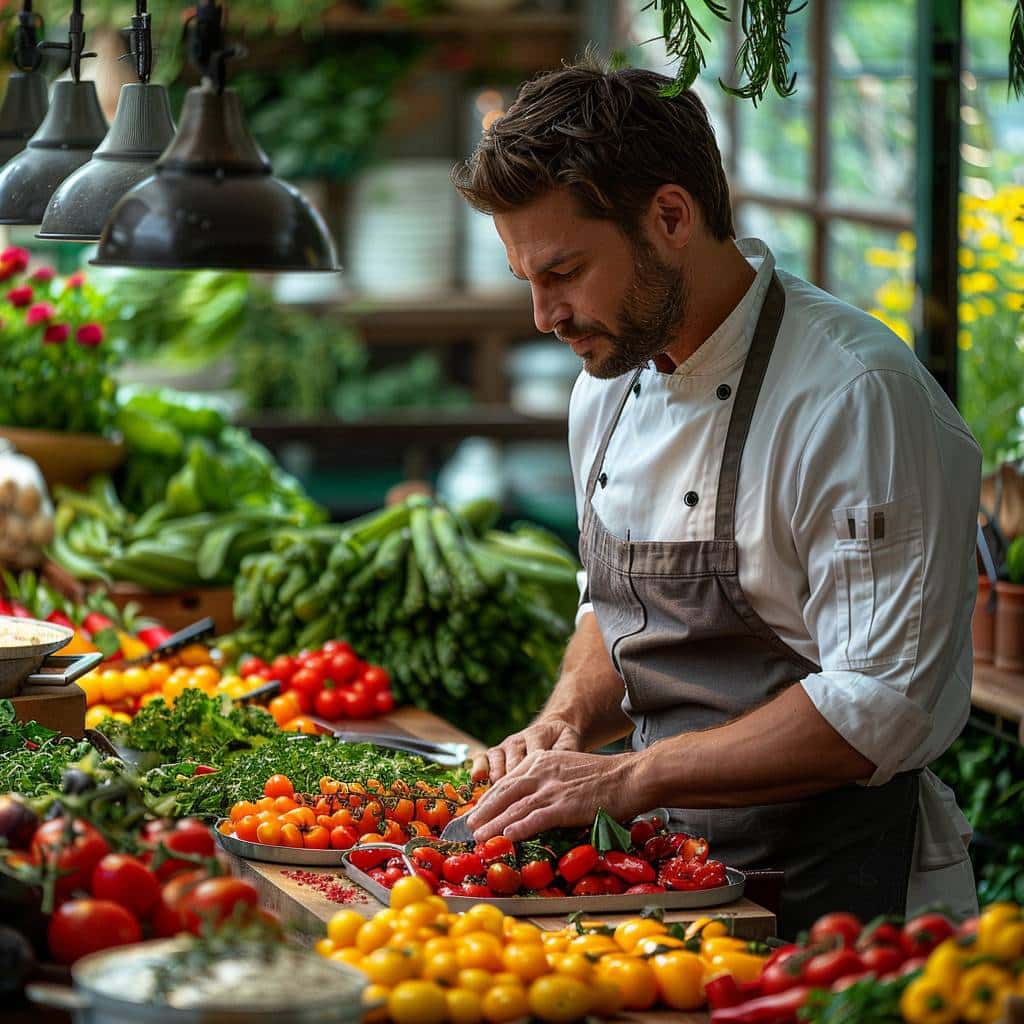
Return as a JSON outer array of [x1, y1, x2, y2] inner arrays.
[[710, 986, 811, 1023], [642, 831, 690, 863], [137, 625, 174, 650], [558, 844, 599, 883], [706, 974, 744, 1010], [46, 610, 75, 630]]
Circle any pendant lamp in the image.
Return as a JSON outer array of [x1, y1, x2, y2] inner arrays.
[[38, 2, 176, 241], [0, 2, 106, 226], [0, 3, 49, 166], [92, 0, 338, 272]]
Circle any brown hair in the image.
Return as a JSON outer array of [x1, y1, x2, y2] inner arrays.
[[452, 56, 734, 241]]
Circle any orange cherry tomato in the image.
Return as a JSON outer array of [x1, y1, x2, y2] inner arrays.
[[391, 799, 415, 826], [382, 820, 408, 845], [256, 819, 282, 845], [407, 820, 432, 838], [280, 823, 304, 848], [283, 807, 317, 829], [264, 774, 294, 799], [304, 826, 331, 850], [256, 797, 275, 812], [269, 693, 301, 726], [273, 796, 298, 814], [234, 815, 260, 842], [282, 716, 319, 735], [230, 800, 258, 822]]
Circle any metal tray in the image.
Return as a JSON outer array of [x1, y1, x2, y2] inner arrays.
[[215, 823, 350, 867], [339, 843, 746, 917]]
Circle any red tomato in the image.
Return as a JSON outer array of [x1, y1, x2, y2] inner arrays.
[[270, 655, 297, 683], [90, 854, 160, 918], [382, 865, 405, 888], [321, 640, 354, 656], [373, 690, 395, 715], [413, 866, 440, 890], [856, 922, 903, 951], [178, 877, 260, 934], [263, 774, 294, 799], [30, 818, 110, 898], [327, 652, 360, 685], [809, 912, 864, 950], [859, 944, 905, 975], [412, 846, 446, 874], [900, 914, 954, 958], [520, 859, 555, 890], [629, 818, 658, 849], [330, 825, 359, 850], [442, 852, 485, 884], [300, 654, 327, 676], [570, 876, 605, 896], [479, 836, 515, 863], [291, 667, 323, 699], [48, 899, 142, 964], [239, 656, 270, 679], [486, 862, 522, 895], [437, 882, 466, 898], [360, 666, 390, 694], [803, 948, 864, 987], [349, 847, 392, 871], [680, 837, 709, 863], [147, 819, 215, 881], [341, 688, 373, 720], [314, 685, 347, 720], [558, 844, 599, 883], [151, 869, 207, 938], [463, 882, 492, 898], [759, 953, 804, 995]]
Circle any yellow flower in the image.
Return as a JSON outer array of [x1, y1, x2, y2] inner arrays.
[[897, 231, 917, 252], [963, 272, 999, 294], [875, 281, 914, 313], [1000, 244, 1019, 262], [959, 330, 973, 350], [1006, 293, 1024, 313], [960, 302, 978, 323], [865, 247, 910, 269], [976, 297, 996, 317], [959, 248, 977, 268], [1007, 273, 1024, 291], [979, 254, 1001, 270], [980, 231, 1001, 250]]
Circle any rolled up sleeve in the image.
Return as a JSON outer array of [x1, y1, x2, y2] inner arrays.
[[791, 370, 981, 785]]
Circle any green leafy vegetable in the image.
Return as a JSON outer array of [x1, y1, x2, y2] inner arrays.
[[0, 699, 57, 752]]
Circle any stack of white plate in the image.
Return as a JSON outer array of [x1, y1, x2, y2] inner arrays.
[[462, 206, 530, 295], [346, 160, 458, 298]]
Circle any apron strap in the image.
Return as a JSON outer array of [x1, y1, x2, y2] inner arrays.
[[584, 367, 644, 504], [714, 272, 787, 542]]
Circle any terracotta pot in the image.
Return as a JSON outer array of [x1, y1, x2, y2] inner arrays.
[[994, 580, 1024, 672], [972, 575, 995, 663]]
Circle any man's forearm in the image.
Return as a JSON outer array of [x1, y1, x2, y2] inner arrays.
[[540, 612, 633, 750], [630, 682, 878, 809]]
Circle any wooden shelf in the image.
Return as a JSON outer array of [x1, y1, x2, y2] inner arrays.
[[240, 405, 567, 446], [971, 661, 1024, 743]]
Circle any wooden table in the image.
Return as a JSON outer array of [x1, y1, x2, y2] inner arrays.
[[972, 661, 1024, 743], [225, 706, 778, 1024]]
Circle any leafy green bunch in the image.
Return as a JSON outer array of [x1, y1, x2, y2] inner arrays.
[[0, 252, 121, 435]]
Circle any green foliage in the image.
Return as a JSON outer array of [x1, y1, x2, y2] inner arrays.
[[1006, 535, 1024, 583]]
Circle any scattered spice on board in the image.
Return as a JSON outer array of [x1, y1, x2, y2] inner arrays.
[[280, 870, 364, 905]]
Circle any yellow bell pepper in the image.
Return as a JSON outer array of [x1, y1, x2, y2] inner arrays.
[[116, 631, 150, 660], [925, 937, 972, 985], [648, 950, 705, 1011], [684, 916, 729, 941], [987, 919, 1024, 962], [900, 975, 959, 1024], [956, 964, 1014, 1024], [700, 936, 767, 958], [63, 630, 99, 656], [705, 951, 768, 984]]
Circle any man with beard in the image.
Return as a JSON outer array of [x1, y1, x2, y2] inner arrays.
[[451, 58, 981, 934]]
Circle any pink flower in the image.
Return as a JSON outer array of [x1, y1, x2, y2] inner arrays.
[[26, 302, 56, 326], [1, 247, 30, 272], [30, 266, 55, 283], [64, 271, 86, 290], [0, 260, 18, 282], [43, 323, 69, 345], [75, 323, 104, 347], [7, 285, 32, 308]]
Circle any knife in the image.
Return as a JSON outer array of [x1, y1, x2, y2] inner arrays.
[[311, 720, 470, 766]]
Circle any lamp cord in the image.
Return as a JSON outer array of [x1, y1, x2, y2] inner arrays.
[[122, 0, 154, 84], [13, 0, 43, 73], [38, 0, 97, 83]]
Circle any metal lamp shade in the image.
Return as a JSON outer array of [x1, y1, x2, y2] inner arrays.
[[0, 79, 107, 225], [92, 85, 338, 272], [38, 83, 176, 242], [0, 71, 49, 166]]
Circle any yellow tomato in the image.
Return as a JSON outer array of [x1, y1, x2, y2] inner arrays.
[[190, 664, 220, 687], [527, 974, 592, 1023], [456, 933, 504, 972], [401, 902, 441, 930], [390, 876, 433, 910], [481, 984, 529, 1024], [590, 977, 625, 1016], [357, 918, 395, 954], [315, 938, 335, 958], [505, 922, 544, 944], [361, 984, 391, 1024], [549, 953, 593, 982], [146, 661, 171, 687], [650, 950, 705, 1010], [162, 676, 187, 704], [567, 934, 619, 956], [423, 936, 456, 958], [99, 670, 125, 704], [122, 666, 151, 697], [457, 968, 495, 994], [388, 929, 423, 950], [464, 904, 505, 937], [330, 947, 366, 968], [375, 908, 401, 930], [595, 954, 658, 1010], [634, 934, 688, 956], [84, 704, 112, 729], [139, 691, 164, 707], [178, 643, 212, 667], [502, 942, 550, 982], [362, 947, 419, 986], [446, 987, 484, 1024], [79, 670, 104, 707], [327, 909, 366, 948], [388, 980, 448, 1024], [541, 933, 569, 954], [424, 896, 448, 916], [423, 951, 461, 985], [614, 917, 667, 952]]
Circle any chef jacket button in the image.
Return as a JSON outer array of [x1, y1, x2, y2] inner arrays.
[[684, 490, 699, 507], [632, 381, 641, 396], [716, 383, 732, 400], [599, 472, 608, 488]]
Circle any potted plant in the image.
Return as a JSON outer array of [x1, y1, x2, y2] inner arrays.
[[995, 536, 1024, 671]]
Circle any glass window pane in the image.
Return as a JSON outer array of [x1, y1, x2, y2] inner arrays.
[[736, 203, 812, 279], [828, 0, 915, 211], [734, 16, 812, 197], [827, 221, 915, 344]]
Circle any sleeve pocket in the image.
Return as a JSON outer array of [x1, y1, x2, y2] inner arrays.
[[830, 495, 924, 668]]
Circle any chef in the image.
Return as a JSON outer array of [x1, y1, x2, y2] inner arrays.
[[451, 59, 981, 935]]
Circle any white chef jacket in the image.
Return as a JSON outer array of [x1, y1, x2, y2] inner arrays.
[[570, 238, 980, 916]]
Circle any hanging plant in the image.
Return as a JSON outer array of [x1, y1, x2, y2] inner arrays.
[[1012, 0, 1024, 98]]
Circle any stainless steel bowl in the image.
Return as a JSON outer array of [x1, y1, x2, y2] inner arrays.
[[0, 615, 73, 698]]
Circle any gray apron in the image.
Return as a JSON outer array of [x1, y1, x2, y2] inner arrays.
[[581, 274, 919, 937]]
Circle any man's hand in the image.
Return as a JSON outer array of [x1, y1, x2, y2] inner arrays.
[[471, 717, 582, 783], [465, 749, 644, 843]]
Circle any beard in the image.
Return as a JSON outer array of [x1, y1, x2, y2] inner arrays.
[[560, 237, 688, 380]]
